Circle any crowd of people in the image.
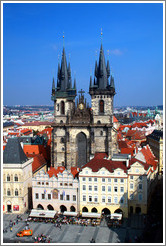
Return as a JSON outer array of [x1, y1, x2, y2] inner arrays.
[[33, 234, 51, 243], [28, 214, 101, 227]]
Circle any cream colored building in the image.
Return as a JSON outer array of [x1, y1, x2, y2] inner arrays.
[[79, 152, 158, 217], [32, 167, 79, 213], [3, 138, 33, 213], [79, 157, 129, 217]]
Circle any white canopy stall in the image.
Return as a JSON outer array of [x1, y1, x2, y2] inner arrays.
[[63, 211, 78, 217], [29, 209, 57, 219], [110, 213, 123, 220], [81, 212, 101, 218]]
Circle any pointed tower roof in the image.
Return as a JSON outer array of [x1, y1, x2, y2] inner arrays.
[[51, 35, 77, 101], [3, 138, 28, 164], [89, 31, 116, 97]]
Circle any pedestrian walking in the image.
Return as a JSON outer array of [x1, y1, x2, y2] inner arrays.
[[10, 227, 12, 232]]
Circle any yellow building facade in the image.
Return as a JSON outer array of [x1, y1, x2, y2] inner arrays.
[[79, 163, 129, 218]]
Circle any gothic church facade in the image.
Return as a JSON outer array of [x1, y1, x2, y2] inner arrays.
[[51, 42, 118, 169]]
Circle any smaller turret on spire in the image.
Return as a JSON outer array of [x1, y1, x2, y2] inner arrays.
[[73, 77, 76, 90], [89, 75, 92, 89], [106, 50, 110, 78], [52, 77, 55, 95], [110, 72, 115, 90]]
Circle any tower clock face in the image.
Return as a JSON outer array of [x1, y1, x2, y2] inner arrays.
[[79, 103, 84, 110]]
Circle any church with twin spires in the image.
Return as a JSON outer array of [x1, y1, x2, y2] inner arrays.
[[51, 37, 118, 169]]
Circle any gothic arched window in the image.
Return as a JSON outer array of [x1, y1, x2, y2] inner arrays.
[[15, 189, 18, 196], [61, 101, 65, 115], [7, 189, 11, 196], [99, 100, 104, 113], [14, 174, 18, 182], [7, 174, 10, 182]]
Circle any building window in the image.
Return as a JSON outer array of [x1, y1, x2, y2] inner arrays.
[[35, 193, 39, 199], [60, 183, 63, 186], [130, 194, 134, 200], [7, 189, 11, 196], [120, 179, 124, 183], [102, 196, 105, 203], [85, 171, 88, 174], [64, 183, 68, 186], [136, 169, 139, 173], [120, 187, 124, 193], [120, 197, 124, 204], [61, 137, 65, 143], [102, 186, 105, 192], [108, 197, 111, 203], [114, 178, 118, 183], [14, 174, 18, 182], [130, 183, 134, 189], [94, 196, 98, 202], [42, 182, 44, 185], [60, 194, 63, 200], [138, 193, 142, 201], [89, 177, 92, 182], [94, 186, 98, 191], [83, 177, 86, 182], [7, 174, 10, 182], [57, 104, 59, 111], [48, 194, 51, 200], [15, 189, 18, 196], [61, 101, 65, 115], [69, 183, 73, 186], [114, 197, 118, 204], [108, 178, 111, 183], [42, 194, 45, 199], [46, 182, 49, 186], [99, 100, 104, 113], [139, 183, 143, 190], [130, 176, 133, 180], [83, 185, 86, 191], [89, 196, 92, 202], [100, 131, 103, 136], [73, 195, 76, 201], [89, 185, 92, 191], [139, 176, 143, 180], [37, 182, 41, 185], [94, 177, 97, 182], [114, 187, 118, 192], [108, 186, 111, 192], [66, 195, 70, 201], [83, 195, 86, 201], [102, 178, 105, 183]]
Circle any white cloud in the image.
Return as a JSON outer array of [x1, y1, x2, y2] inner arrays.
[[111, 49, 123, 55]]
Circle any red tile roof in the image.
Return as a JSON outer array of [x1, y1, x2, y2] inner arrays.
[[32, 154, 46, 173], [47, 166, 79, 178], [81, 158, 127, 173], [129, 158, 150, 170], [113, 116, 118, 123], [94, 152, 108, 159], [132, 122, 148, 128], [140, 145, 158, 170]]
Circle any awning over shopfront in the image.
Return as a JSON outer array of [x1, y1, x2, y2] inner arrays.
[[29, 209, 57, 218], [81, 212, 101, 218], [110, 213, 122, 220], [63, 211, 78, 217]]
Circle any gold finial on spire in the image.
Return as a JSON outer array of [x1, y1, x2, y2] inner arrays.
[[101, 28, 103, 43], [63, 31, 65, 47]]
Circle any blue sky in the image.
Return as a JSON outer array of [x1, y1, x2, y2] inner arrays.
[[3, 2, 163, 107]]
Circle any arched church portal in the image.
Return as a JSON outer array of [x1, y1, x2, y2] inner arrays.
[[76, 132, 87, 168]]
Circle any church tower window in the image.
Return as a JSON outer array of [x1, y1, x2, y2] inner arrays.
[[61, 101, 65, 115], [99, 100, 104, 113]]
